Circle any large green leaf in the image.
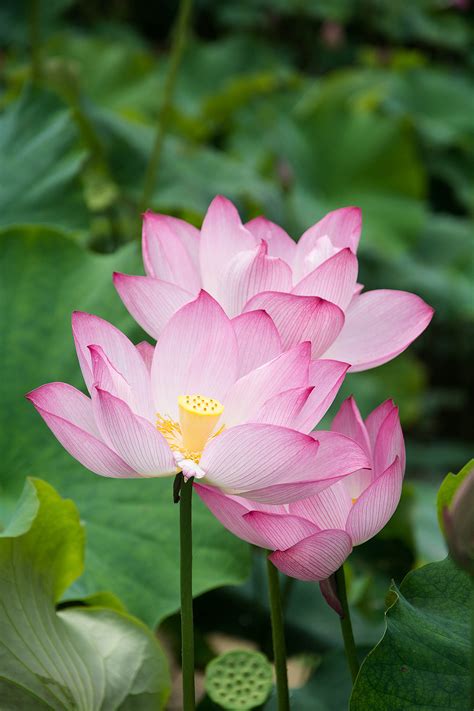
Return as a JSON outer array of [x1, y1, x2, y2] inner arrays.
[[0, 229, 251, 626], [350, 557, 470, 710], [0, 477, 170, 710], [0, 87, 89, 233]]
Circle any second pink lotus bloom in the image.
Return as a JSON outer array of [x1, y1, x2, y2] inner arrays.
[[114, 196, 433, 372], [196, 396, 405, 580]]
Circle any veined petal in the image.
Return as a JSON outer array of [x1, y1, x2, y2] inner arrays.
[[294, 207, 362, 281], [244, 291, 344, 358], [194, 485, 270, 547], [290, 480, 352, 530], [136, 341, 154, 372], [292, 248, 358, 310], [199, 196, 257, 297], [244, 511, 320, 550], [365, 399, 395, 449], [222, 342, 310, 428], [152, 291, 239, 419], [232, 310, 282, 377], [245, 216, 296, 266], [331, 396, 371, 455], [142, 211, 201, 291], [307, 430, 370, 488], [89, 345, 135, 412], [269, 530, 353, 581], [254, 386, 314, 429], [346, 457, 404, 545], [26, 392, 137, 478], [26, 382, 98, 436], [322, 290, 434, 371], [113, 273, 194, 341], [218, 241, 292, 317], [294, 360, 350, 432], [93, 388, 176, 477], [200, 423, 319, 496], [373, 406, 405, 476], [72, 311, 153, 417]]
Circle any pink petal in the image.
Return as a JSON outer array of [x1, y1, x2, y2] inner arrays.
[[254, 386, 314, 429], [243, 511, 320, 550], [93, 388, 176, 476], [200, 423, 320, 498], [346, 456, 404, 545], [238, 479, 351, 505], [26, 382, 98, 435], [245, 216, 296, 265], [373, 406, 405, 476], [151, 291, 239, 419], [26, 392, 137, 478], [331, 396, 371, 455], [294, 207, 362, 281], [292, 248, 358, 310], [322, 290, 434, 371], [113, 273, 194, 341], [294, 360, 350, 432], [319, 576, 343, 617], [269, 529, 353, 581], [232, 310, 282, 377], [194, 484, 270, 547], [222, 342, 310, 428], [218, 241, 292, 317], [364, 399, 395, 449], [199, 196, 257, 297], [244, 291, 344, 358], [142, 211, 201, 291], [89, 344, 135, 411], [290, 480, 352, 530], [72, 311, 153, 417], [136, 341, 154, 372], [309, 430, 371, 487]]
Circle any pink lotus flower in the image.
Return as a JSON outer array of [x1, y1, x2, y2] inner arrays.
[[27, 292, 369, 503], [196, 396, 405, 579], [114, 196, 433, 372]]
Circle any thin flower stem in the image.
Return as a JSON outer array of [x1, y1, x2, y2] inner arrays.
[[335, 564, 360, 683], [29, 0, 41, 82], [139, 0, 193, 216], [266, 556, 290, 711], [471, 575, 474, 710], [179, 474, 195, 710]]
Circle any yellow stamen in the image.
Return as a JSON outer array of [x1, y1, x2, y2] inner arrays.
[[178, 394, 224, 453], [351, 497, 358, 505]]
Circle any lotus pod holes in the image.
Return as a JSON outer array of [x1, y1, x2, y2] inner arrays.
[[205, 649, 274, 710]]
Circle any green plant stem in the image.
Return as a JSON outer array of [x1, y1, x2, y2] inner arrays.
[[266, 557, 290, 711], [179, 475, 195, 710], [29, 0, 41, 82], [139, 0, 193, 215], [335, 565, 360, 683], [471, 575, 474, 710]]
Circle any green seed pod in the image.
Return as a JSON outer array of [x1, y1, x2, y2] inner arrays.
[[205, 650, 273, 710]]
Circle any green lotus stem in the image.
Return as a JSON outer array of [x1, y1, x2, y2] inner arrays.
[[179, 474, 195, 710], [266, 556, 290, 711], [335, 564, 360, 683], [139, 0, 193, 215], [29, 0, 41, 82], [471, 575, 474, 710]]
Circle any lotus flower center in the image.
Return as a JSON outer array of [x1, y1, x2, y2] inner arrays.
[[178, 394, 224, 453]]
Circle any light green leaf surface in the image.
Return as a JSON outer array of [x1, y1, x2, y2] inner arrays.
[[0, 87, 89, 233], [0, 229, 251, 626], [0, 477, 170, 710], [350, 557, 470, 711]]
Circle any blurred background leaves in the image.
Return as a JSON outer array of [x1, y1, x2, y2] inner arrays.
[[1, 0, 473, 708]]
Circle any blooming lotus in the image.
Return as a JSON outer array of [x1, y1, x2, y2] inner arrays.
[[196, 396, 405, 579], [27, 292, 369, 503], [114, 196, 434, 372]]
